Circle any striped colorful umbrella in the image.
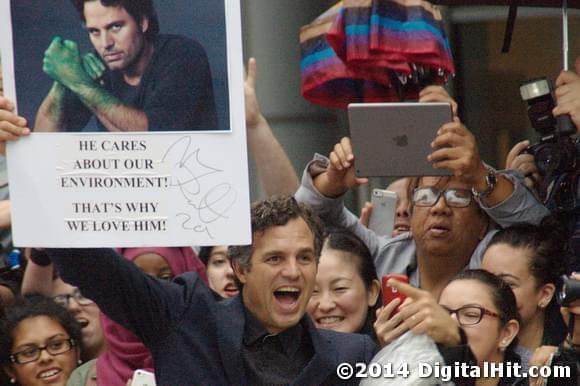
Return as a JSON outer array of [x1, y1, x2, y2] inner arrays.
[[300, 0, 455, 109], [300, 2, 399, 109]]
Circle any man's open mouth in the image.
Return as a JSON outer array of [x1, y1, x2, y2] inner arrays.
[[273, 287, 301, 310]]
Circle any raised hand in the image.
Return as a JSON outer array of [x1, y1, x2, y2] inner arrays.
[[428, 118, 487, 189], [419, 85, 458, 118], [553, 58, 580, 134], [313, 137, 368, 198], [244, 57, 264, 130]]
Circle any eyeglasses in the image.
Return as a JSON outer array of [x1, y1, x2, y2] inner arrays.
[[10, 338, 76, 364], [441, 305, 500, 326], [412, 187, 473, 208], [52, 288, 94, 308]]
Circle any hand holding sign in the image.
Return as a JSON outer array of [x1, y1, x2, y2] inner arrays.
[[0, 97, 30, 154], [388, 279, 462, 347]]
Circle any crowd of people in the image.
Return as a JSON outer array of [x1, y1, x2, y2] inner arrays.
[[0, 0, 579, 385]]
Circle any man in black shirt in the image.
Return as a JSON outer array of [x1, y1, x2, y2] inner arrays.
[[35, 0, 218, 132]]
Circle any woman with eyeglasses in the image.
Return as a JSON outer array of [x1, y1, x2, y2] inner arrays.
[[0, 295, 83, 386], [374, 269, 521, 385], [22, 250, 106, 365], [482, 219, 567, 372]]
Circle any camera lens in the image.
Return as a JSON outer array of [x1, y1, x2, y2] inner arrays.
[[558, 277, 580, 306]]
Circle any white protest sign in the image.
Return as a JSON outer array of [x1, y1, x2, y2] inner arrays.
[[0, 0, 251, 247]]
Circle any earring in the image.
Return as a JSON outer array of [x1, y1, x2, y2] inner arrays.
[[538, 302, 546, 308], [500, 340, 508, 351], [78, 359, 83, 365], [10, 378, 15, 384]]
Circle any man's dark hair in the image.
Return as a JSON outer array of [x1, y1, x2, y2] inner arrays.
[[71, 0, 160, 40], [229, 196, 324, 275], [0, 294, 84, 365]]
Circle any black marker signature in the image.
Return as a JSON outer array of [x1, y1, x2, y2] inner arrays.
[[163, 136, 238, 238]]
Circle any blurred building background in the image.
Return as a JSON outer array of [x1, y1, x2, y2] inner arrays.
[[241, 2, 580, 211]]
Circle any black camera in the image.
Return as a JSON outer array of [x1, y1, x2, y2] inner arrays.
[[391, 63, 444, 100], [558, 276, 580, 306], [520, 78, 579, 210]]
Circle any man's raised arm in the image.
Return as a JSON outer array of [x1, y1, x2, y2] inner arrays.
[[47, 248, 195, 346]]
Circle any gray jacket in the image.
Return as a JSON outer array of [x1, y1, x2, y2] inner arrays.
[[295, 157, 550, 286]]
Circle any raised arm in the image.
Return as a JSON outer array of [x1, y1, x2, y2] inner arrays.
[[245, 58, 299, 196], [20, 250, 55, 296], [47, 248, 200, 346], [294, 137, 387, 258], [422, 86, 548, 226]]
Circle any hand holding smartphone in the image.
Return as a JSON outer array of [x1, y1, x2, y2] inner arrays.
[[368, 189, 397, 237], [382, 274, 409, 318]]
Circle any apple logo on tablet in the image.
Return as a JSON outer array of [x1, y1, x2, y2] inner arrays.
[[393, 135, 408, 147]]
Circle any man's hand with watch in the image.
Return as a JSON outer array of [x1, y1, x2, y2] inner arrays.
[[471, 166, 497, 200], [428, 118, 515, 206]]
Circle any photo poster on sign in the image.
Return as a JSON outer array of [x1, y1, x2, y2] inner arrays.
[[0, 0, 251, 247]]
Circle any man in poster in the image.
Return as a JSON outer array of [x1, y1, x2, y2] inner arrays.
[[35, 0, 219, 132]]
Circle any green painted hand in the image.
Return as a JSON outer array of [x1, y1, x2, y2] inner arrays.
[[43, 37, 93, 88], [82, 53, 107, 82]]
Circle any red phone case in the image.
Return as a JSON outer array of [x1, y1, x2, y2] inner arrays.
[[382, 274, 409, 316]]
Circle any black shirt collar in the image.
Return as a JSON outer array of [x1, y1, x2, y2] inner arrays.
[[243, 308, 306, 358]]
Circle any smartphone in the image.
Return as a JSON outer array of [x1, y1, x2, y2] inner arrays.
[[382, 274, 409, 317], [130, 370, 156, 386], [368, 189, 397, 237]]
